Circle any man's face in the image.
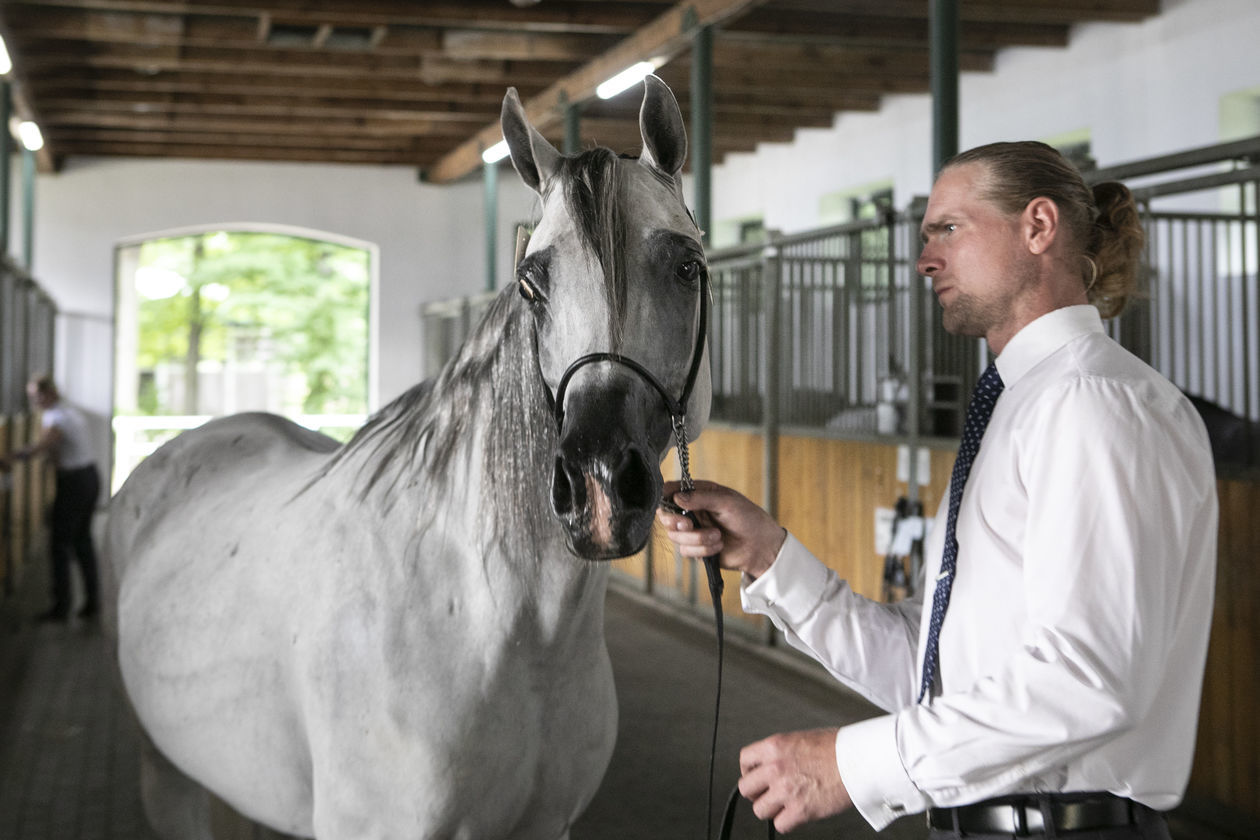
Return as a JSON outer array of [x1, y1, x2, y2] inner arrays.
[[917, 163, 1035, 341]]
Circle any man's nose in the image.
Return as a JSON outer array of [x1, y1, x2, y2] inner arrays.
[[917, 247, 940, 277]]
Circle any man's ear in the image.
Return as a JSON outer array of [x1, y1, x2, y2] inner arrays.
[[1023, 196, 1059, 255]]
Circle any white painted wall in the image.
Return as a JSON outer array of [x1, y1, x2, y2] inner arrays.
[[711, 0, 1260, 235], [9, 0, 1258, 481]]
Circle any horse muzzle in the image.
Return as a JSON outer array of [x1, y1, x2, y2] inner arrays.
[[549, 387, 663, 560]]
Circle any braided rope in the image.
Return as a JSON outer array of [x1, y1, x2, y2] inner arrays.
[[672, 414, 693, 493]]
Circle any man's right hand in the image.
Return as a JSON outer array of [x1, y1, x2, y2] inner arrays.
[[656, 480, 787, 580]]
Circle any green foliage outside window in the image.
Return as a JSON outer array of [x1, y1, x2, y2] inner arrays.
[[131, 230, 369, 418]]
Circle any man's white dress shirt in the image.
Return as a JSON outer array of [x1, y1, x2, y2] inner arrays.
[[741, 306, 1218, 830]]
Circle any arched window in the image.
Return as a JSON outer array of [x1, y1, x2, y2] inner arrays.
[[112, 225, 375, 490]]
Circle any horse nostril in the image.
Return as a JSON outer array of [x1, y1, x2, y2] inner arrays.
[[551, 456, 589, 517], [612, 449, 653, 512], [551, 457, 572, 515]]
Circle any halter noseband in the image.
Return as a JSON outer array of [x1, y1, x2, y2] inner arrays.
[[549, 270, 709, 445]]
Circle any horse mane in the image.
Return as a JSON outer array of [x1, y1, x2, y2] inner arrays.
[[307, 146, 641, 561]]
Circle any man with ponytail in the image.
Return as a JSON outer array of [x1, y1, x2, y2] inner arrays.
[[659, 141, 1216, 839]]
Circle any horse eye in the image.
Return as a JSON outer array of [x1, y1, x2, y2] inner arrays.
[[675, 259, 703, 285], [517, 268, 545, 304], [518, 277, 535, 301]]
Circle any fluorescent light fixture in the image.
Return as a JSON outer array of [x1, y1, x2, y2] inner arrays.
[[0, 35, 11, 75], [596, 61, 655, 100], [17, 120, 43, 152], [481, 139, 509, 164]]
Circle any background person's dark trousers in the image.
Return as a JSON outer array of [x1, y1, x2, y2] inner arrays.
[[45, 464, 101, 620]]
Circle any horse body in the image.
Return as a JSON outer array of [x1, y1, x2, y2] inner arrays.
[[108, 76, 706, 840]]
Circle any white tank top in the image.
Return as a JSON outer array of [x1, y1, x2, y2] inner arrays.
[[41, 403, 95, 471]]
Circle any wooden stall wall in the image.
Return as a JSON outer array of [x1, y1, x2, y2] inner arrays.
[[0, 414, 52, 598], [614, 428, 956, 635], [1190, 477, 1260, 824]]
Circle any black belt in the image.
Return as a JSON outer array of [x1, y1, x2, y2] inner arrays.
[[928, 792, 1152, 836]]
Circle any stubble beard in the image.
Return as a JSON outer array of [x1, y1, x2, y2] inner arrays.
[[939, 258, 1038, 339]]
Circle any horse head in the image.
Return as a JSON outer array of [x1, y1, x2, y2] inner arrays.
[[501, 76, 711, 561]]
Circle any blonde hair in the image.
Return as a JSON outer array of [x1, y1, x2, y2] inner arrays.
[[943, 141, 1145, 319]]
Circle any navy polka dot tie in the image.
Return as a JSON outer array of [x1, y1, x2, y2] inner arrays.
[[918, 362, 1004, 703]]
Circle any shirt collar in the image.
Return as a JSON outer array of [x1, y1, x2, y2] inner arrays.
[[994, 305, 1104, 388]]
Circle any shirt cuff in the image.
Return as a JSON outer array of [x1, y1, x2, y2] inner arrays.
[[835, 714, 930, 830], [739, 533, 833, 623]]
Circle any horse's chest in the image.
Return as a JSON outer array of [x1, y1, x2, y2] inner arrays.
[[303, 603, 617, 837]]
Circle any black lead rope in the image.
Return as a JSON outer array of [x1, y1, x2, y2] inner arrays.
[[660, 498, 772, 840]]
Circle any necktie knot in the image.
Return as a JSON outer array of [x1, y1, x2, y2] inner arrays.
[[918, 362, 1004, 702]]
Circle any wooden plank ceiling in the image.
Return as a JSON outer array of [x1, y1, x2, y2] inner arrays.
[[0, 0, 1161, 183]]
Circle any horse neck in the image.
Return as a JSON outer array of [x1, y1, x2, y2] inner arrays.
[[334, 291, 598, 604]]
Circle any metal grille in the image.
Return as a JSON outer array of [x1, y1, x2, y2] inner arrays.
[[706, 213, 976, 439]]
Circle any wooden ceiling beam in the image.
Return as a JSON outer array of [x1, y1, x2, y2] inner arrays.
[[46, 139, 433, 165], [2, 7, 634, 60], [724, 13, 1070, 50], [704, 42, 996, 75], [33, 69, 541, 104], [440, 30, 621, 62], [31, 89, 503, 122], [39, 99, 493, 133], [9, 0, 665, 34], [426, 0, 773, 183], [814, 0, 1160, 25], [48, 127, 425, 152], [40, 110, 487, 138]]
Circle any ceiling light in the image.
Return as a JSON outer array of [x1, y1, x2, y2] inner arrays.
[[0, 35, 11, 75], [16, 120, 43, 152], [482, 140, 509, 164], [596, 61, 656, 100]]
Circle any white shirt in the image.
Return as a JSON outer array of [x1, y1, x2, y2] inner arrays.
[[741, 306, 1218, 830], [41, 402, 96, 471]]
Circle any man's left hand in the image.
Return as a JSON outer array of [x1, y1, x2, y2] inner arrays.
[[738, 728, 853, 833]]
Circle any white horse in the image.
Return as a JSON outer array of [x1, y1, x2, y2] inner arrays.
[[106, 75, 710, 840]]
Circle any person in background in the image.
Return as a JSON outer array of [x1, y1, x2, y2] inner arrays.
[[0, 375, 102, 622], [658, 141, 1217, 840]]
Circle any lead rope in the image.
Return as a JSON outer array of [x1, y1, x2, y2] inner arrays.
[[668, 416, 741, 840], [669, 417, 773, 840]]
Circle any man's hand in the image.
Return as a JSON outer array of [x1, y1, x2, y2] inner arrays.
[[655, 480, 786, 580], [738, 728, 853, 833]]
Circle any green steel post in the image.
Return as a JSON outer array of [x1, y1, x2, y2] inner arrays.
[[564, 102, 581, 156], [0, 82, 11, 258], [484, 159, 498, 293], [690, 25, 712, 242], [930, 0, 960, 175], [21, 146, 34, 271]]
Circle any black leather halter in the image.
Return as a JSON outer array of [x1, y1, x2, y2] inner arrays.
[[548, 270, 709, 437]]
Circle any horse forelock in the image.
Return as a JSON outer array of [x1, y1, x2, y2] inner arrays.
[[559, 148, 628, 351]]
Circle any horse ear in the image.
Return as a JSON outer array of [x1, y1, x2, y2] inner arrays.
[[639, 75, 687, 179], [501, 87, 562, 195]]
